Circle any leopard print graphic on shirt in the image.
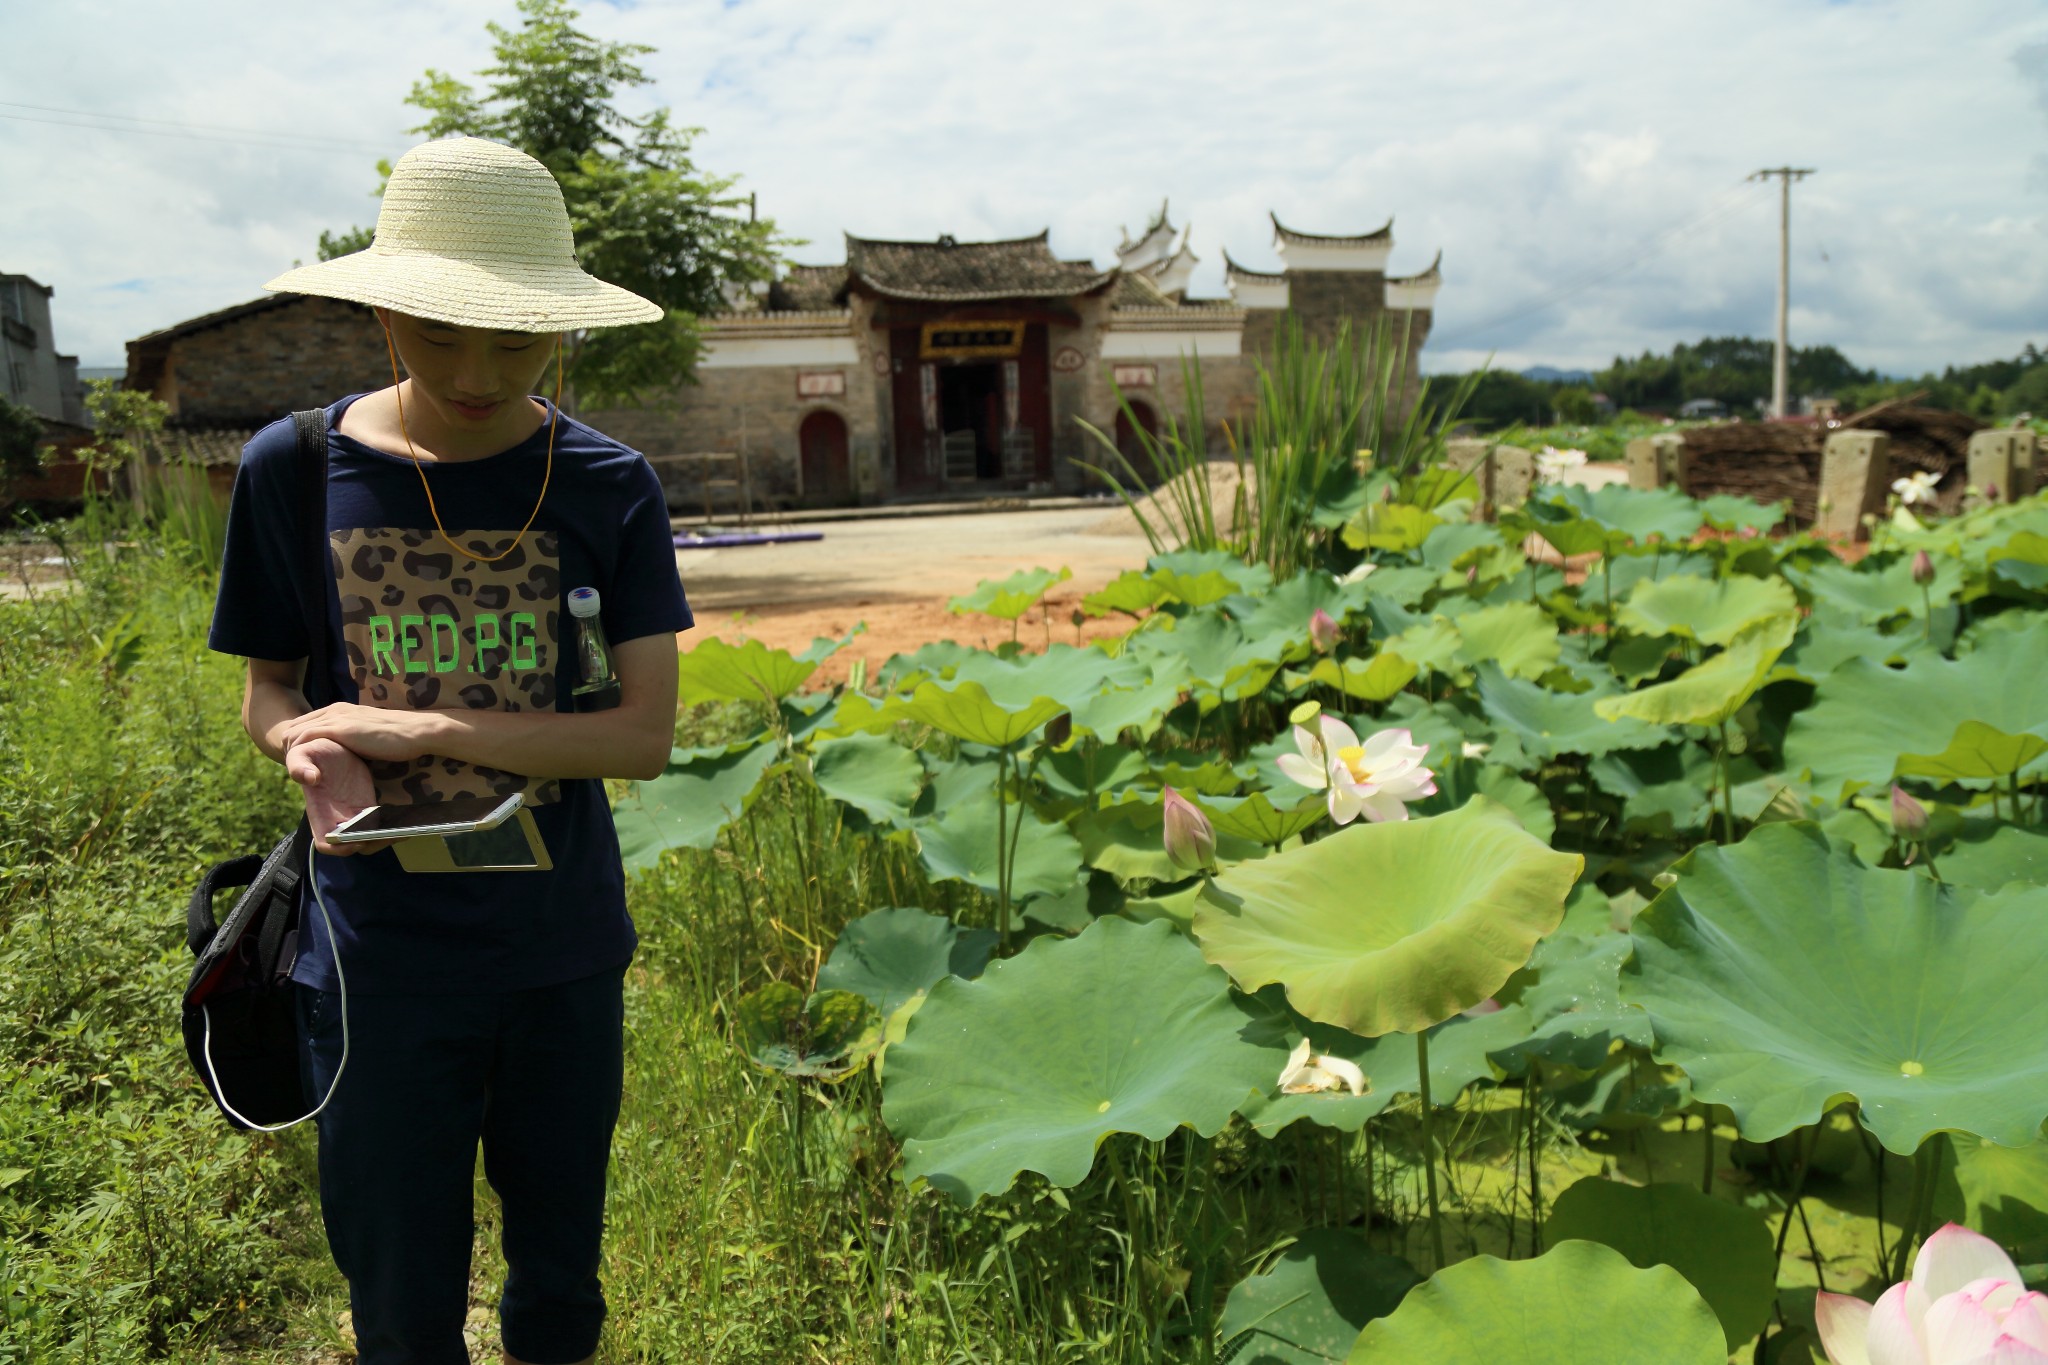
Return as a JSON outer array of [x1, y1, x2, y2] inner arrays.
[[332, 527, 564, 807]]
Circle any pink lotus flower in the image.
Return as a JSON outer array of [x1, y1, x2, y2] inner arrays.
[[1309, 608, 1342, 654], [1816, 1223, 2048, 1365], [1275, 715, 1437, 826], [1161, 786, 1217, 873]]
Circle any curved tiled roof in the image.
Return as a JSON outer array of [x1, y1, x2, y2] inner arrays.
[[843, 229, 1117, 302], [768, 263, 849, 312], [1221, 248, 1285, 282], [1270, 213, 1394, 248], [1387, 250, 1442, 285]]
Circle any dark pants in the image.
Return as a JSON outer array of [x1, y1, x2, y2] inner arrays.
[[297, 967, 627, 1365]]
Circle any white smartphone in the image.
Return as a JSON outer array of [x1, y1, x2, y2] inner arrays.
[[328, 792, 524, 843]]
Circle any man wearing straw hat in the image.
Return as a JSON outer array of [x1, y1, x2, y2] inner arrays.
[[210, 135, 692, 1364]]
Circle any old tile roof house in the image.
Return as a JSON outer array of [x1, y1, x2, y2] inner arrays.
[[123, 202, 1440, 508]]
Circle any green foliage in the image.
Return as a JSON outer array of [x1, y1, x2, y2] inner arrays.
[[0, 393, 48, 498], [363, 0, 784, 407], [1215, 1230, 1421, 1364]]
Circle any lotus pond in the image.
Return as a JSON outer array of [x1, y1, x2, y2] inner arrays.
[[615, 473, 2048, 1365]]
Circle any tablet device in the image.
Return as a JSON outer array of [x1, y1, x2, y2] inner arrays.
[[328, 792, 523, 843]]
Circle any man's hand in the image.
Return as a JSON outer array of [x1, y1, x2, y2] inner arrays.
[[283, 702, 444, 766], [286, 736, 392, 856]]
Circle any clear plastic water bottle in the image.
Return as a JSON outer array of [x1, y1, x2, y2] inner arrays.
[[567, 587, 621, 711]]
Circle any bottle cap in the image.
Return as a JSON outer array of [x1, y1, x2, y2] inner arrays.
[[567, 586, 601, 619]]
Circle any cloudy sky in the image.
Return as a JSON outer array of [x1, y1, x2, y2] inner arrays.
[[9, 0, 2046, 377]]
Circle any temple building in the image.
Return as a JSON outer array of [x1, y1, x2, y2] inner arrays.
[[587, 204, 1442, 508]]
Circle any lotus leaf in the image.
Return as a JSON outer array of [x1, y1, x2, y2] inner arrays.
[[878, 639, 980, 689], [881, 916, 1286, 1203], [1700, 495, 1786, 534], [1593, 612, 1796, 728], [1782, 620, 2048, 796], [1617, 573, 1797, 647], [1779, 608, 1930, 681], [1541, 1179, 1775, 1349], [1450, 602, 1560, 680], [1125, 612, 1281, 704], [1120, 879, 1206, 931], [1072, 803, 1263, 886], [1788, 552, 1963, 623], [1621, 822, 2048, 1152], [1149, 549, 1273, 606], [1547, 1055, 1692, 1134], [1897, 720, 2048, 783], [1576, 553, 1716, 608], [1939, 1127, 2048, 1252], [1475, 665, 1664, 760], [1937, 821, 2048, 891], [1293, 652, 1419, 703], [1342, 503, 1441, 553], [1346, 1240, 1726, 1364], [1194, 798, 1583, 1037], [779, 691, 840, 745], [735, 983, 880, 1081], [1516, 484, 1705, 558], [676, 635, 817, 706], [1038, 744, 1151, 800], [1408, 759, 1555, 842], [817, 906, 997, 1020], [1225, 569, 1355, 642], [1491, 931, 1653, 1074], [795, 626, 864, 666], [1068, 660, 1194, 742], [1081, 569, 1171, 618], [1354, 564, 1440, 608], [948, 565, 1072, 621], [613, 739, 780, 869], [1385, 617, 1464, 675], [1236, 995, 1540, 1135], [950, 644, 1148, 713], [1419, 522, 1504, 571], [917, 794, 1084, 902], [1197, 791, 1328, 846], [809, 734, 924, 828], [1991, 531, 2048, 592], [1215, 1231, 1421, 1365], [891, 679, 1066, 748], [1588, 744, 1714, 833]]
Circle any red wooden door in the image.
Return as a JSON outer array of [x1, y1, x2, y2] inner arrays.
[[800, 410, 851, 502]]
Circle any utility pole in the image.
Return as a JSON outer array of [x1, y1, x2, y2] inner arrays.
[[1749, 167, 1815, 419]]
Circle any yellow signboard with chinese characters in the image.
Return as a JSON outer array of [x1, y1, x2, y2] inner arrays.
[[921, 320, 1025, 360]]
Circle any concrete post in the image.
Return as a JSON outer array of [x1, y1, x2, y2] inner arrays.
[[1441, 438, 1495, 514], [1816, 430, 1890, 540], [1966, 429, 2037, 503], [1494, 444, 1537, 511], [1624, 433, 1688, 491]]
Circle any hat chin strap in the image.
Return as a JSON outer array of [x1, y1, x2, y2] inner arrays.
[[381, 321, 558, 566]]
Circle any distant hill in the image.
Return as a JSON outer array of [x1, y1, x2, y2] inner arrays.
[[1520, 365, 1595, 384]]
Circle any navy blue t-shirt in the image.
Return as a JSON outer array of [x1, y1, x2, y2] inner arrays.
[[209, 394, 692, 994]]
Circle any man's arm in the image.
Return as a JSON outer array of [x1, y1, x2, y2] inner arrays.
[[243, 657, 387, 856], [279, 633, 681, 783]]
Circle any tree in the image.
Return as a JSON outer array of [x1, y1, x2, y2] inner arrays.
[[325, 0, 784, 408]]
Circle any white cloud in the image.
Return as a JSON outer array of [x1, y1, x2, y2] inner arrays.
[[7, 0, 2047, 382]]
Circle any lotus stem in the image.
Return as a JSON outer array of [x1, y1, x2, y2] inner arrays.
[[1416, 1028, 1448, 1271], [1702, 1106, 1715, 1194], [1921, 582, 1933, 644], [1893, 1135, 1946, 1283], [1528, 1065, 1545, 1254], [995, 746, 1012, 953]]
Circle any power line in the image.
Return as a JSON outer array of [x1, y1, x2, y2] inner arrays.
[[0, 100, 395, 155], [1433, 178, 1775, 349]]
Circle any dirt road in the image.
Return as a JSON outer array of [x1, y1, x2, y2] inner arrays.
[[675, 505, 1155, 684]]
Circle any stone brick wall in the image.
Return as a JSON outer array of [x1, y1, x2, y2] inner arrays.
[[1284, 270, 1387, 350], [584, 354, 883, 511], [152, 298, 389, 427]]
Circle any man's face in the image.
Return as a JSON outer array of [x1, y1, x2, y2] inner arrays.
[[380, 309, 560, 436]]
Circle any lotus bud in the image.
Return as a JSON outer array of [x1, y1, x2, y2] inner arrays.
[[1466, 564, 1479, 584], [1161, 786, 1217, 874], [1987, 481, 2001, 502], [1891, 785, 1929, 841], [1910, 549, 1935, 587], [1070, 608, 1087, 629], [1309, 608, 1341, 654], [1043, 712, 1072, 748]]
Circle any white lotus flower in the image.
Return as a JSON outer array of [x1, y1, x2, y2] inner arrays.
[[1461, 741, 1492, 760], [1536, 445, 1589, 483], [1277, 717, 1438, 824], [1277, 1038, 1368, 1097], [1816, 1223, 2048, 1365], [1338, 561, 1379, 586], [1892, 471, 1941, 506]]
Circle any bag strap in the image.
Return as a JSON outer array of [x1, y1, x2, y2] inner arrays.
[[290, 409, 332, 710], [185, 853, 264, 957]]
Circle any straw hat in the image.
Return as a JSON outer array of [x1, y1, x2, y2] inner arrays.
[[263, 136, 661, 332]]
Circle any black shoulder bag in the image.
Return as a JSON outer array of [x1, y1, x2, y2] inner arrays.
[[182, 409, 349, 1131]]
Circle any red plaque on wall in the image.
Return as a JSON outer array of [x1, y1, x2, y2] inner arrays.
[[796, 371, 846, 398]]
